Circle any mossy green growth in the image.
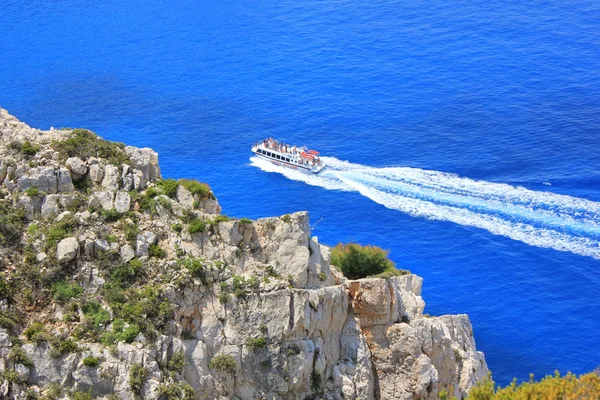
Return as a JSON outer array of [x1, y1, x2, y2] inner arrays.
[[178, 178, 214, 200], [24, 186, 42, 197], [188, 218, 206, 234], [208, 354, 236, 373], [51, 128, 130, 165], [330, 242, 399, 280], [82, 356, 100, 367], [51, 281, 84, 303], [246, 337, 267, 350]]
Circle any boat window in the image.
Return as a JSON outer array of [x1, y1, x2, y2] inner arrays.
[[286, 158, 290, 162], [267, 152, 272, 157]]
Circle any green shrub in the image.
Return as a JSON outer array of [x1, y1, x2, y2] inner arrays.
[[21, 140, 40, 157], [239, 218, 252, 224], [157, 178, 179, 198], [81, 301, 111, 328], [111, 284, 172, 336], [0, 275, 9, 300], [51, 281, 84, 303], [23, 322, 45, 340], [318, 272, 326, 281], [51, 338, 79, 357], [24, 186, 41, 197], [178, 179, 214, 200], [157, 383, 195, 400], [281, 214, 291, 223], [82, 356, 99, 367], [0, 203, 25, 245], [129, 363, 149, 398], [246, 337, 266, 350], [44, 217, 77, 251], [188, 218, 206, 234], [51, 128, 130, 165], [120, 324, 141, 343], [212, 214, 230, 225], [107, 234, 118, 243], [149, 244, 166, 258], [209, 354, 236, 373], [330, 243, 397, 279], [9, 345, 33, 366], [41, 383, 61, 400], [69, 390, 93, 400], [168, 349, 185, 372], [171, 223, 183, 233], [101, 208, 122, 222], [180, 257, 205, 281]]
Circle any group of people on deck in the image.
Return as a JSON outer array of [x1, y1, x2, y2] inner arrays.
[[262, 138, 321, 166]]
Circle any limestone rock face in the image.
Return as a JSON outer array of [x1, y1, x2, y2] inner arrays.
[[56, 237, 79, 263], [114, 190, 131, 213], [125, 146, 161, 182], [0, 108, 489, 400]]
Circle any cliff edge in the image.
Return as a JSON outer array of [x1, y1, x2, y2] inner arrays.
[[0, 108, 488, 399]]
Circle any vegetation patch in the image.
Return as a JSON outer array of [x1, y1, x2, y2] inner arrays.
[[188, 218, 206, 235], [178, 178, 214, 200], [330, 243, 400, 280], [156, 178, 179, 198], [129, 363, 149, 399], [82, 356, 100, 367], [51, 128, 130, 165], [156, 382, 195, 400], [51, 281, 83, 303], [0, 202, 25, 245], [209, 354, 236, 373], [464, 371, 600, 400], [246, 337, 267, 350]]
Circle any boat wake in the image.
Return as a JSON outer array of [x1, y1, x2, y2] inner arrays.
[[250, 156, 600, 259]]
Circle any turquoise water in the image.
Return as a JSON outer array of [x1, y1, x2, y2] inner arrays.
[[2, 0, 600, 385]]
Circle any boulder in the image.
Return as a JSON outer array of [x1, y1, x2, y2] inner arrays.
[[58, 168, 74, 192], [89, 163, 104, 183], [125, 146, 161, 182], [114, 191, 131, 213], [101, 165, 120, 191], [56, 237, 79, 263], [66, 157, 87, 180], [41, 194, 61, 218], [120, 244, 135, 263], [88, 191, 114, 211]]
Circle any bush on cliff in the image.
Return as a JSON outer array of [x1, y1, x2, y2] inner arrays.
[[330, 243, 399, 279], [52, 128, 130, 165], [465, 371, 600, 400], [178, 178, 214, 200], [0, 203, 25, 246]]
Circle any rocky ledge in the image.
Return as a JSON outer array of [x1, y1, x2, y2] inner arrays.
[[0, 108, 488, 399]]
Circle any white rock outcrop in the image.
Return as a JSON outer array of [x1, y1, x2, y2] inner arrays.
[[56, 237, 79, 263]]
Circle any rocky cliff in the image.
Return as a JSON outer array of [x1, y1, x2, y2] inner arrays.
[[0, 108, 488, 399]]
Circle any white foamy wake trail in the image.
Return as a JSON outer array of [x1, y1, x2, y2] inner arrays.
[[250, 156, 600, 259]]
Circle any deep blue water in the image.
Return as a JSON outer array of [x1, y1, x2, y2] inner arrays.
[[2, 0, 600, 386]]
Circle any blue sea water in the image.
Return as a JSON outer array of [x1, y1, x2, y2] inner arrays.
[[2, 0, 600, 386]]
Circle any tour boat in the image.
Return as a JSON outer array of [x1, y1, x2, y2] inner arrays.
[[252, 139, 326, 174]]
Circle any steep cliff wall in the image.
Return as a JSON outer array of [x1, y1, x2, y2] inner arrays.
[[0, 108, 488, 399]]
